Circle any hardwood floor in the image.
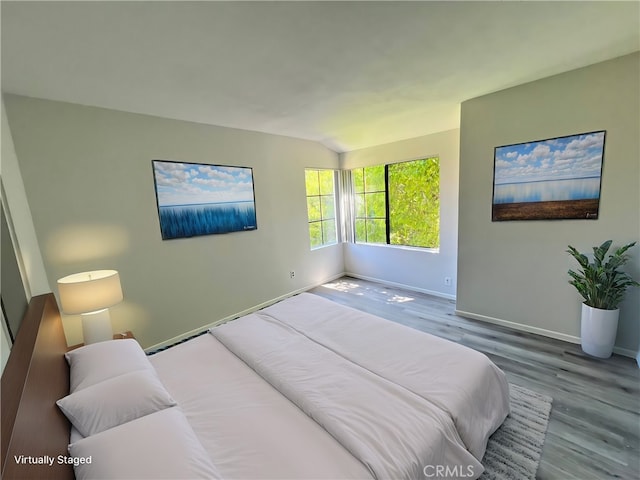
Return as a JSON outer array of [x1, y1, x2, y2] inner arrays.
[[309, 276, 640, 480]]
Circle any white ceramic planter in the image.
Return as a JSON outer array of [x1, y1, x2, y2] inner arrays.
[[580, 303, 619, 358]]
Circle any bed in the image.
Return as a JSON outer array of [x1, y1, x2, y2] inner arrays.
[[2, 292, 510, 480], [1, 293, 73, 480]]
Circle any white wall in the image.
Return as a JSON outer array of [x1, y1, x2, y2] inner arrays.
[[457, 53, 640, 356], [340, 129, 459, 299], [3, 95, 343, 349]]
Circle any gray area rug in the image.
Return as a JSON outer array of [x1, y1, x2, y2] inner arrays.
[[479, 383, 553, 480]]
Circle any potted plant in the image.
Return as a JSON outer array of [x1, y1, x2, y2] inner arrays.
[[567, 240, 639, 358]]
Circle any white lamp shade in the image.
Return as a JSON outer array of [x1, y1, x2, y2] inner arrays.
[[57, 270, 123, 315]]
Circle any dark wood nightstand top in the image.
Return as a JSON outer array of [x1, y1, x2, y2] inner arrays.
[[112, 331, 135, 341]]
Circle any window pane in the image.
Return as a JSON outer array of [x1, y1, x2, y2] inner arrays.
[[353, 168, 364, 193], [320, 196, 335, 220], [309, 222, 323, 249], [307, 196, 321, 222], [305, 170, 319, 196], [367, 219, 387, 244], [388, 157, 440, 248], [354, 193, 366, 218], [355, 219, 367, 242], [322, 220, 337, 244], [318, 170, 334, 195], [366, 192, 385, 218], [364, 165, 385, 192]]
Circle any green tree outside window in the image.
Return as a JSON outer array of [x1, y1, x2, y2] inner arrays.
[[305, 169, 337, 249], [352, 157, 439, 248]]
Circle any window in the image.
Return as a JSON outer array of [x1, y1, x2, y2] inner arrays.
[[305, 169, 337, 248], [353, 165, 386, 243], [352, 157, 439, 248]]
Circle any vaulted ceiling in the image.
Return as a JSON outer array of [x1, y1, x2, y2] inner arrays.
[[2, 1, 638, 152]]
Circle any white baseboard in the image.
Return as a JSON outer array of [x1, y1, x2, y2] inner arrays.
[[343, 272, 457, 301], [145, 272, 346, 353], [455, 309, 581, 343], [455, 309, 638, 360], [615, 345, 639, 359]]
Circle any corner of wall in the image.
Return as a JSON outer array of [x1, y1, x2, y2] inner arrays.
[[1, 96, 51, 297]]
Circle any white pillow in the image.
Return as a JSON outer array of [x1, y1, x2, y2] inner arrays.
[[65, 339, 155, 392], [69, 426, 84, 444], [57, 370, 176, 437], [69, 407, 222, 479]]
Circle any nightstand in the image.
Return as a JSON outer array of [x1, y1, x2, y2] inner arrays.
[[68, 331, 136, 351], [112, 331, 135, 341]]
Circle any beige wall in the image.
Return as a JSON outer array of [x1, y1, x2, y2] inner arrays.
[[457, 53, 640, 355], [2, 97, 51, 372], [3, 95, 343, 349], [1, 98, 50, 297], [340, 129, 459, 298], [0, 312, 10, 373]]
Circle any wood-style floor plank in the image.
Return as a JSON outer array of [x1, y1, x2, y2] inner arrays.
[[309, 276, 640, 480]]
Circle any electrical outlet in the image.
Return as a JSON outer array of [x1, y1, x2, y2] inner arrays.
[[444, 277, 452, 286], [290, 271, 295, 278]]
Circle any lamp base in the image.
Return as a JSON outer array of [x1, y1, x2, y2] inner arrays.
[[81, 309, 113, 344]]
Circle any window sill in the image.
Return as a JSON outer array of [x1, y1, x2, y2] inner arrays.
[[310, 242, 340, 251], [349, 242, 440, 254]]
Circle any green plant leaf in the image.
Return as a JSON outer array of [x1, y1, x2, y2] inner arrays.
[[592, 240, 612, 267]]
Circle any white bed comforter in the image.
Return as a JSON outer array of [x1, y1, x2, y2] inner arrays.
[[212, 314, 483, 479], [211, 293, 509, 480], [151, 334, 374, 480], [258, 293, 511, 461]]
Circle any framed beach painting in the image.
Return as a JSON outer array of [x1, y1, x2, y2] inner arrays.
[[152, 160, 257, 239], [492, 131, 606, 221]]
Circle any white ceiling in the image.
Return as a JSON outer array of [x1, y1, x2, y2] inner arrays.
[[2, 1, 639, 153]]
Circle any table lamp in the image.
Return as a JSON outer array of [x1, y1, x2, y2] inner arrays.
[[57, 270, 123, 344]]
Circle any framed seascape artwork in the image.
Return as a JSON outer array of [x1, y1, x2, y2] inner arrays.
[[152, 160, 257, 240], [492, 130, 606, 221]]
